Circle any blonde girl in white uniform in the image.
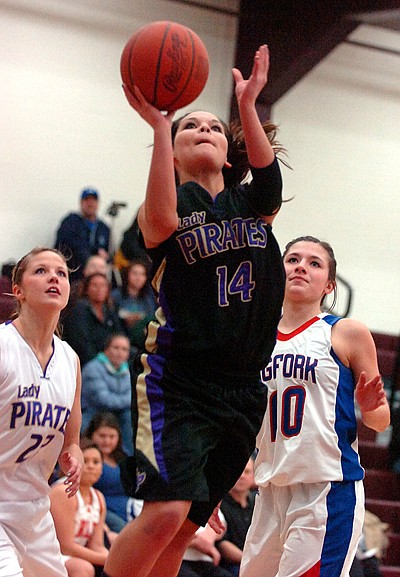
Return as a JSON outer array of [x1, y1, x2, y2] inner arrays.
[[0, 247, 83, 577]]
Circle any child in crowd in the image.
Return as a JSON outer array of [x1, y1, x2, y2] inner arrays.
[[50, 437, 109, 577], [111, 259, 157, 354], [84, 413, 135, 534]]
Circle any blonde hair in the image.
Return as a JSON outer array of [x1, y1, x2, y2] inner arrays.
[[12, 247, 69, 334]]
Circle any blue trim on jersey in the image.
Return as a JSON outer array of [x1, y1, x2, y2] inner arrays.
[[145, 354, 168, 481], [322, 314, 364, 481], [321, 314, 341, 328], [320, 481, 356, 577]]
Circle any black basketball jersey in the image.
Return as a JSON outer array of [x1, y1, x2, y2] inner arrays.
[[147, 158, 285, 382]]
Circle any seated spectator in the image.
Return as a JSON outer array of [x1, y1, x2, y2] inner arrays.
[[49, 438, 110, 577], [178, 521, 232, 577], [62, 273, 123, 366], [111, 259, 157, 353], [217, 458, 256, 577], [54, 187, 110, 282], [81, 334, 133, 455], [84, 413, 135, 535], [64, 254, 110, 318], [350, 509, 389, 577]]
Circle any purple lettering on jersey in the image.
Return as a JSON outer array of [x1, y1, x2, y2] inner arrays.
[[176, 217, 269, 264], [10, 402, 25, 428], [176, 230, 198, 264], [10, 401, 70, 432]]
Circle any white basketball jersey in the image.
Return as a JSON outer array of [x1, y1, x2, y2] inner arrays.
[[0, 322, 78, 501], [255, 313, 363, 486], [74, 487, 101, 546]]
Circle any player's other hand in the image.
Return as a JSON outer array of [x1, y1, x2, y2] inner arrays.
[[59, 451, 82, 498]]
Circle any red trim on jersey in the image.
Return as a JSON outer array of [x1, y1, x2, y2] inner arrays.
[[300, 560, 321, 577], [277, 316, 320, 341]]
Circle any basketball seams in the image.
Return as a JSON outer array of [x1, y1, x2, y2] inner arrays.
[[166, 28, 196, 110], [154, 22, 172, 108]]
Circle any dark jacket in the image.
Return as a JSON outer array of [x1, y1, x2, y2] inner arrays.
[[55, 213, 110, 280], [62, 298, 123, 366]]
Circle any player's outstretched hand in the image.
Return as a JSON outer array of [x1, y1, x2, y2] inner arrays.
[[355, 372, 387, 414], [59, 451, 82, 498], [122, 83, 175, 129], [232, 44, 270, 106]]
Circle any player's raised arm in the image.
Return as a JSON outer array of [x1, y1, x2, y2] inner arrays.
[[233, 45, 275, 169]]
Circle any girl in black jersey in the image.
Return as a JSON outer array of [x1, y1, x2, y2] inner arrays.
[[103, 45, 286, 577]]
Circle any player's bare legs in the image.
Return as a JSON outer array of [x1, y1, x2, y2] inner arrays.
[[147, 518, 199, 577], [103, 500, 192, 577]]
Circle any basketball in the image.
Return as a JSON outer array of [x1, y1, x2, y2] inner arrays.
[[120, 21, 209, 111]]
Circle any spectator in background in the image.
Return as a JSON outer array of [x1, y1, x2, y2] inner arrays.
[[217, 458, 256, 576], [83, 255, 110, 279], [0, 259, 16, 323], [50, 437, 109, 577], [64, 255, 111, 319], [62, 272, 122, 367], [55, 187, 110, 282], [84, 413, 135, 536], [81, 334, 133, 455], [111, 259, 157, 355], [113, 214, 149, 271]]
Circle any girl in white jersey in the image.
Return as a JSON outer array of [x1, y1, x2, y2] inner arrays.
[[50, 438, 109, 577], [240, 236, 390, 577], [0, 247, 83, 577]]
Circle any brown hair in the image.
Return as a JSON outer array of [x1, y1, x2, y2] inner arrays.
[[79, 272, 110, 301], [171, 113, 288, 188], [83, 412, 126, 463], [283, 236, 337, 310]]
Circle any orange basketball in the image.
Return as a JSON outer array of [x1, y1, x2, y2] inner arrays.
[[120, 21, 209, 111]]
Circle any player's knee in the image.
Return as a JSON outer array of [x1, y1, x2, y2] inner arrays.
[[142, 501, 190, 540]]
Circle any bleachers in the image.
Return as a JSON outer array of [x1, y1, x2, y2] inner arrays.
[[359, 427, 400, 577]]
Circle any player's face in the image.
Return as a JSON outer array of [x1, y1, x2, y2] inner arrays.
[[13, 251, 70, 311], [105, 336, 130, 368], [173, 111, 228, 177], [283, 241, 335, 304], [91, 426, 119, 456], [81, 447, 103, 486]]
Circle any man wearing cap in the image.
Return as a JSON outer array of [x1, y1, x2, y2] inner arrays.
[[54, 187, 110, 281]]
